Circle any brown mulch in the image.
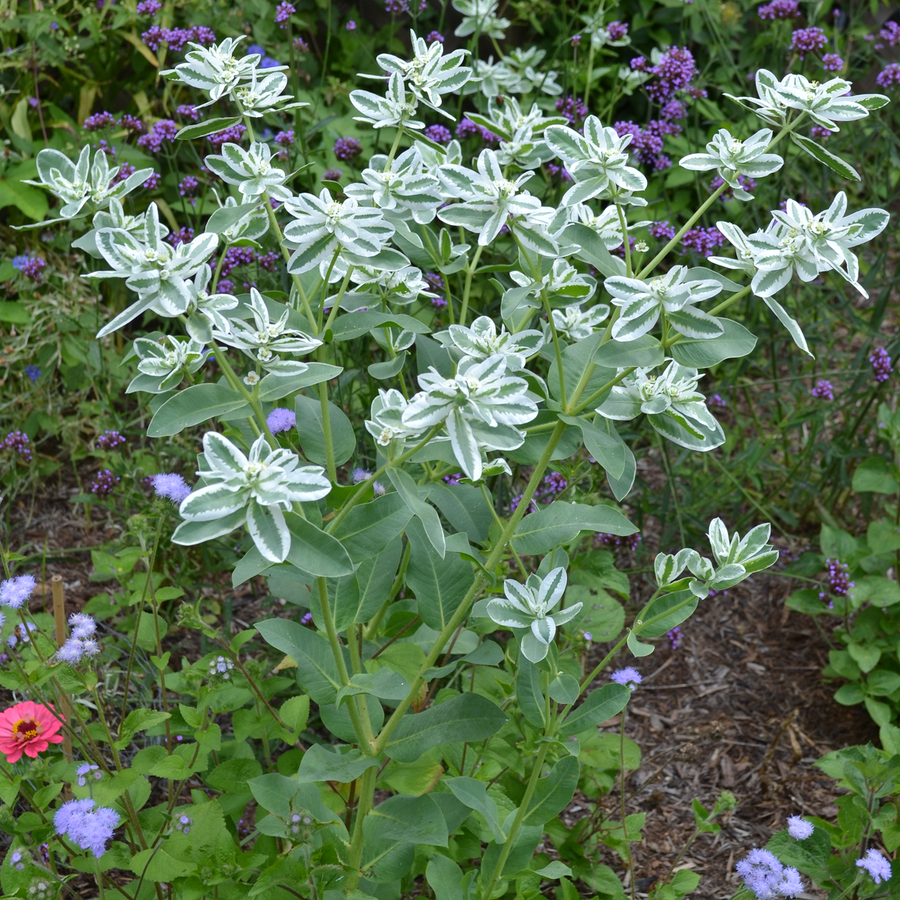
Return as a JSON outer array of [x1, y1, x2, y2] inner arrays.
[[573, 569, 878, 900]]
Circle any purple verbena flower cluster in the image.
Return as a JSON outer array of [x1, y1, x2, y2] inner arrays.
[[427, 31, 444, 43], [334, 137, 363, 161], [207, 124, 246, 151], [136, 0, 161, 15], [790, 27, 828, 59], [150, 473, 192, 504], [649, 221, 676, 241], [176, 104, 199, 121], [631, 46, 698, 104], [757, 0, 799, 19], [112, 162, 136, 184], [736, 848, 803, 898], [141, 25, 215, 52], [166, 226, 195, 248], [667, 626, 683, 649], [96, 430, 126, 450], [598, 532, 642, 551], [811, 379, 834, 400], [136, 119, 178, 154], [822, 53, 843, 71], [12, 255, 46, 282], [682, 227, 724, 257], [90, 469, 120, 498], [614, 116, 682, 171], [874, 21, 900, 50], [708, 393, 727, 408], [2, 431, 33, 461], [870, 347, 893, 383], [425, 124, 453, 144], [84, 111, 117, 131], [607, 21, 628, 41], [57, 614, 101, 664], [456, 118, 498, 143], [876, 64, 900, 90], [179, 175, 200, 204], [274, 1, 295, 26], [546, 162, 572, 182], [322, 167, 343, 182], [54, 799, 119, 858], [819, 558, 853, 604], [386, 0, 426, 12], [554, 95, 589, 126]]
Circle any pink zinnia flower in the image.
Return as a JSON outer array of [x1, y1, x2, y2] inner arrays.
[[0, 701, 65, 763]]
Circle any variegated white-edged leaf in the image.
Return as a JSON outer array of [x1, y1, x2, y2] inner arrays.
[[761, 295, 812, 357], [246, 500, 291, 563]]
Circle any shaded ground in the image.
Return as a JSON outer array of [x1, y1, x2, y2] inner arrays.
[[581, 568, 877, 900]]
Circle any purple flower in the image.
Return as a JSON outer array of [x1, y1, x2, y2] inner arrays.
[[610, 667, 642, 689], [346, 20, 356, 30], [681, 226, 724, 257], [708, 393, 726, 408], [175, 814, 192, 834], [90, 469, 120, 498], [811, 379, 834, 401], [178, 176, 200, 203], [136, 119, 178, 154], [295, 37, 310, 52], [322, 167, 343, 182], [18, 256, 46, 282], [334, 137, 362, 161], [875, 21, 900, 50], [54, 799, 119, 858], [570, 35, 582, 47], [142, 171, 159, 190], [84, 111, 116, 131], [757, 0, 800, 19], [24, 365, 40, 383], [301, 611, 314, 624], [649, 221, 676, 241], [275, 1, 295, 26], [456, 118, 481, 140], [427, 31, 444, 43], [96, 430, 126, 450], [736, 849, 784, 898], [176, 104, 199, 121], [632, 46, 698, 104], [876, 64, 900, 90], [0, 575, 37, 610], [2, 430, 33, 461], [666, 626, 682, 650], [207, 124, 246, 151], [554, 95, 589, 126], [790, 27, 828, 59], [856, 849, 892, 884], [822, 53, 843, 71], [151, 473, 191, 504], [267, 408, 297, 434], [821, 558, 853, 602], [607, 21, 628, 41], [352, 468, 372, 484], [69, 613, 96, 640], [425, 124, 452, 144], [786, 816, 813, 840], [870, 347, 893, 383], [136, 0, 161, 14], [167, 226, 195, 248], [76, 763, 101, 786]]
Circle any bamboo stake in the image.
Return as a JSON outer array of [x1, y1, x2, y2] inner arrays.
[[50, 575, 74, 763]]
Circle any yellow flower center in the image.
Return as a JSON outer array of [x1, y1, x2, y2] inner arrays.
[[12, 718, 41, 741]]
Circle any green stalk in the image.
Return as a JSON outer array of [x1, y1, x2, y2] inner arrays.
[[458, 244, 484, 326], [479, 743, 550, 900]]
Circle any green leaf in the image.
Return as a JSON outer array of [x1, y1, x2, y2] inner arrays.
[[330, 310, 431, 341], [790, 134, 860, 181], [294, 394, 356, 467], [115, 709, 171, 749], [406, 518, 472, 631], [426, 855, 465, 900], [387, 468, 445, 557], [516, 658, 547, 728], [564, 223, 626, 278], [297, 745, 380, 784], [638, 590, 699, 638], [330, 493, 413, 563], [446, 777, 506, 843], [511, 501, 636, 555], [284, 514, 355, 578], [176, 116, 243, 140], [336, 668, 411, 706], [368, 352, 407, 380], [130, 838, 197, 881], [204, 202, 259, 234], [279, 695, 310, 734], [363, 794, 448, 847], [423, 483, 494, 544], [594, 334, 665, 369], [0, 178, 49, 222], [248, 773, 300, 818], [523, 756, 580, 826], [834, 683, 865, 705], [534, 862, 573, 880], [670, 319, 757, 368], [852, 457, 899, 494], [0, 302, 31, 325], [560, 683, 631, 735], [549, 674, 580, 704], [385, 693, 507, 762], [766, 827, 831, 883], [148, 383, 247, 437], [255, 618, 346, 704]]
